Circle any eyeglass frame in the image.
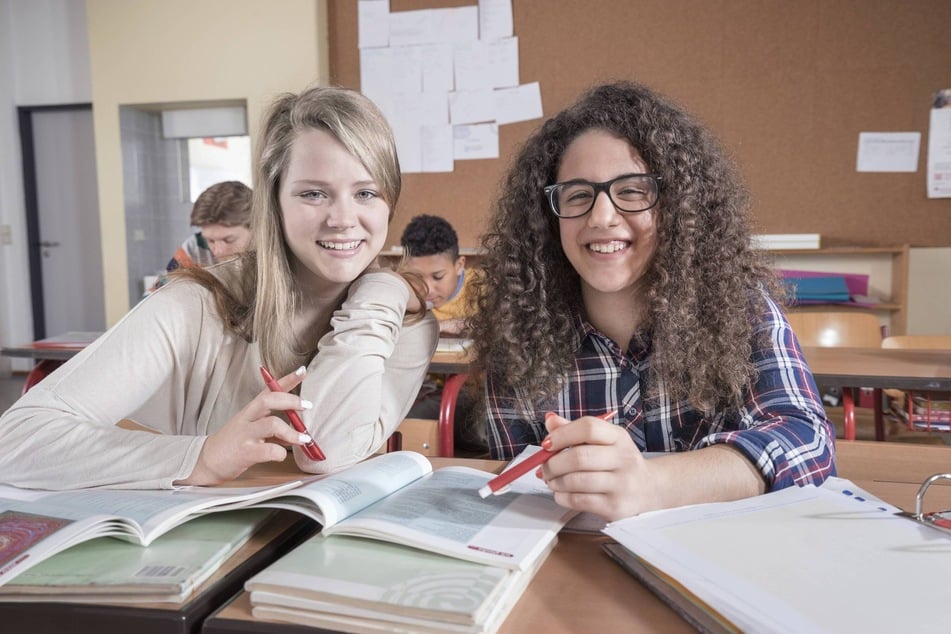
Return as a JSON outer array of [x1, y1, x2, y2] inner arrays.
[[542, 172, 663, 218]]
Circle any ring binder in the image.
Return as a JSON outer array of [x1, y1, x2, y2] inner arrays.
[[898, 473, 951, 535]]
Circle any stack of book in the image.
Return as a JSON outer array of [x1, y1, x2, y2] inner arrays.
[[244, 452, 570, 633], [247, 534, 553, 633]]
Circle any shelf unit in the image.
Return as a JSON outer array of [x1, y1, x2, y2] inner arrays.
[[769, 245, 909, 336]]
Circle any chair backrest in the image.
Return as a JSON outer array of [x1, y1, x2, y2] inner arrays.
[[881, 335, 951, 350], [785, 311, 883, 347]]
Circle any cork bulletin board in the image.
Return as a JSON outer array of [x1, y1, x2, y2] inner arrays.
[[328, 0, 951, 249]]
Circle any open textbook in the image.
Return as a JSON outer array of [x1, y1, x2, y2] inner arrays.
[[602, 477, 951, 634], [0, 451, 570, 586], [246, 534, 555, 634], [0, 509, 272, 604]]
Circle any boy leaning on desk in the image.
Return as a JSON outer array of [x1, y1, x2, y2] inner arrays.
[[0, 80, 834, 530]]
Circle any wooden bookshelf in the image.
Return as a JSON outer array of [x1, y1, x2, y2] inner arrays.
[[770, 245, 909, 335]]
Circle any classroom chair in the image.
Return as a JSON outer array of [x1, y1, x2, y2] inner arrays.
[[881, 335, 951, 434], [786, 310, 885, 441], [389, 374, 469, 457]]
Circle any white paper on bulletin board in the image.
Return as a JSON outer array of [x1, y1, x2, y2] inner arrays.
[[856, 132, 920, 173], [927, 89, 951, 198]]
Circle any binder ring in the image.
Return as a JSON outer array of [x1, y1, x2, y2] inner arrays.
[[914, 473, 951, 529]]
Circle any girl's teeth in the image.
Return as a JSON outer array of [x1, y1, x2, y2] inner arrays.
[[319, 240, 361, 250], [589, 241, 626, 254]]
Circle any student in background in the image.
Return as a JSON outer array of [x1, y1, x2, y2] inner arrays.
[[148, 180, 252, 293], [469, 81, 835, 520], [400, 214, 486, 455], [0, 85, 437, 489], [399, 214, 482, 336]]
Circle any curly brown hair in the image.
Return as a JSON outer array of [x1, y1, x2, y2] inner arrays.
[[469, 81, 781, 414]]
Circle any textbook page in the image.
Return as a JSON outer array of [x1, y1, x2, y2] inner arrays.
[[0, 509, 270, 603], [0, 481, 300, 585], [254, 451, 432, 527], [604, 481, 951, 634], [322, 466, 571, 570]]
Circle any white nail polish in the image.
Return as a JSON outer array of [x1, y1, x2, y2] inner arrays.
[[295, 365, 306, 376], [299, 433, 313, 444], [300, 399, 313, 410]]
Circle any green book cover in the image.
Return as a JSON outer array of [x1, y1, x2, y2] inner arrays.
[[247, 533, 514, 628], [0, 509, 271, 603]]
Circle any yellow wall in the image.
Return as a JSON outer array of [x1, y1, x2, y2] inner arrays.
[[86, 0, 327, 323]]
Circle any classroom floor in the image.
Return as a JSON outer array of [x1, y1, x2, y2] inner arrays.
[[1, 372, 949, 447]]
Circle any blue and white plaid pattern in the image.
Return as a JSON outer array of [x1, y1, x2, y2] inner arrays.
[[484, 296, 836, 491]]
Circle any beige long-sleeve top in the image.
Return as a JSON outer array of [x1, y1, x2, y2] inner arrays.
[[0, 271, 437, 489]]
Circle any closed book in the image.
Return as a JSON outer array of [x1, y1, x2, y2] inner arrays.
[[784, 275, 850, 302], [247, 534, 554, 633]]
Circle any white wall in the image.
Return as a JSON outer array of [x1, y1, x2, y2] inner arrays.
[[908, 247, 951, 335], [0, 0, 92, 374]]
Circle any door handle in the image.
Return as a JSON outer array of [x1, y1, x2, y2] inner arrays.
[[38, 241, 61, 247]]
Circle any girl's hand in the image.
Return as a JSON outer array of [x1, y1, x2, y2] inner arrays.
[[538, 412, 653, 521], [178, 368, 313, 485]]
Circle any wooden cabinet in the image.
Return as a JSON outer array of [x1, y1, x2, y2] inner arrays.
[[770, 245, 909, 336]]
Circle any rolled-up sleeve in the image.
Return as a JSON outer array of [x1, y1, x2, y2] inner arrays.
[[696, 298, 837, 490]]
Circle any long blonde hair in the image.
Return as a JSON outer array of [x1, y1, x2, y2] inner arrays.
[[177, 85, 404, 374]]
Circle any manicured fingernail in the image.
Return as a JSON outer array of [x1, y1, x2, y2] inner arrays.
[[295, 365, 306, 376], [544, 411, 557, 421], [300, 399, 313, 410], [298, 433, 313, 444], [541, 436, 552, 450], [535, 467, 543, 478]]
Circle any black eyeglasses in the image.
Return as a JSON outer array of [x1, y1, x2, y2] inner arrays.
[[543, 173, 662, 218]]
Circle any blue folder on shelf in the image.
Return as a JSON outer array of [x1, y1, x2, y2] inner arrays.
[[784, 275, 851, 302]]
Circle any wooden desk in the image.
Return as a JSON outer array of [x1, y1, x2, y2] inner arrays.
[[203, 441, 951, 634], [802, 346, 951, 391], [427, 348, 475, 374], [802, 346, 951, 440]]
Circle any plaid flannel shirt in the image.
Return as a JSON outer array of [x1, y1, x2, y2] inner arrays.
[[483, 295, 836, 491]]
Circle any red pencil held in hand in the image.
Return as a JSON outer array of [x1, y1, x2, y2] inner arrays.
[[478, 409, 617, 498], [259, 366, 326, 461]]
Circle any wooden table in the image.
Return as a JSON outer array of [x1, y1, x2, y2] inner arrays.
[[802, 346, 951, 441], [802, 346, 951, 391], [202, 441, 951, 634]]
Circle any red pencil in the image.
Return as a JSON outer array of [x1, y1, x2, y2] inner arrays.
[[259, 366, 326, 461], [478, 410, 617, 498]]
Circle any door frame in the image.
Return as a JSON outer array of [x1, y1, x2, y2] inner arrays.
[[17, 103, 93, 340]]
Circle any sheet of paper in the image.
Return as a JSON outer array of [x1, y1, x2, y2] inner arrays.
[[927, 90, 951, 198], [358, 0, 389, 49], [604, 483, 951, 634], [496, 82, 543, 125], [389, 7, 477, 46], [479, 0, 513, 40], [421, 125, 454, 173], [450, 89, 496, 125], [454, 37, 519, 91], [453, 123, 499, 160], [856, 131, 921, 172]]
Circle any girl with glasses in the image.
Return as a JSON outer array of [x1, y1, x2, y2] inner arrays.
[[470, 81, 835, 520]]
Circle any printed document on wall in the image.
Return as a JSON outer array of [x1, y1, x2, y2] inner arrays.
[[856, 132, 920, 172], [927, 88, 951, 198]]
